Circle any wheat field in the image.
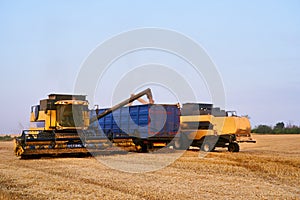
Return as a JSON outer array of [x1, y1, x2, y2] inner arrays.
[[0, 134, 299, 199]]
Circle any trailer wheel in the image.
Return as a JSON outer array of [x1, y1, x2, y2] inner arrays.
[[107, 131, 113, 141], [136, 143, 148, 153], [141, 144, 148, 153], [201, 142, 214, 152], [174, 134, 190, 150], [133, 139, 148, 153], [228, 142, 240, 152]]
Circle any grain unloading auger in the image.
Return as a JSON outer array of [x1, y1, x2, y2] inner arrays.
[[14, 88, 154, 158]]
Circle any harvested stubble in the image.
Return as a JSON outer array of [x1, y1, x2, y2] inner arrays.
[[0, 134, 299, 199]]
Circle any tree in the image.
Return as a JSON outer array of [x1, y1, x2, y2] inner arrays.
[[273, 122, 285, 134], [253, 122, 300, 134], [252, 125, 273, 134], [274, 122, 285, 129]]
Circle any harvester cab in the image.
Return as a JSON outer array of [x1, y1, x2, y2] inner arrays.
[[29, 94, 90, 130]]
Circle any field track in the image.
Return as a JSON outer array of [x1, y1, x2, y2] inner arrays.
[[0, 134, 299, 199]]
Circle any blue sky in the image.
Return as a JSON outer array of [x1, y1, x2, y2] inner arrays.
[[0, 1, 299, 133]]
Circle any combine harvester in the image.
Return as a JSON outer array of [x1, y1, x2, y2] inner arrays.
[[14, 88, 255, 158]]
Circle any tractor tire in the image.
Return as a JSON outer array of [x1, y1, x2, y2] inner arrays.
[[228, 142, 240, 152]]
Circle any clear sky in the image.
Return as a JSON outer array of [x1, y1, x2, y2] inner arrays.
[[0, 0, 299, 133]]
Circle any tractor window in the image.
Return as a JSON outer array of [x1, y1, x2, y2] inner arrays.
[[57, 105, 85, 127], [31, 105, 40, 121]]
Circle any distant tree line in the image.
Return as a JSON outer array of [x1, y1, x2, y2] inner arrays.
[[0, 135, 14, 141], [252, 122, 300, 134]]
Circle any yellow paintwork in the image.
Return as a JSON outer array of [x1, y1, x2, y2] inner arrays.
[[55, 100, 89, 105], [185, 129, 216, 140], [180, 115, 213, 122], [83, 110, 90, 128], [152, 142, 167, 147], [50, 110, 56, 128], [29, 111, 47, 131], [223, 117, 251, 134], [30, 110, 46, 122], [180, 115, 251, 140], [30, 110, 57, 130]]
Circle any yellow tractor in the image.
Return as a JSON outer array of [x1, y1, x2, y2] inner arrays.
[[175, 103, 255, 152]]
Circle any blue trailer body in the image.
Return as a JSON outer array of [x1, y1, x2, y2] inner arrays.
[[91, 104, 180, 140]]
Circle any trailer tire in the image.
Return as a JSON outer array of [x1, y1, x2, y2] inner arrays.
[[141, 144, 148, 153], [136, 143, 148, 153], [201, 142, 214, 152], [174, 134, 190, 150], [228, 142, 240, 152], [133, 139, 148, 153], [107, 131, 113, 141]]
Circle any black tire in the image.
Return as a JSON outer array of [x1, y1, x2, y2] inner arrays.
[[133, 139, 148, 153], [136, 143, 148, 153], [15, 146, 24, 157], [141, 143, 148, 153], [107, 131, 113, 141], [228, 142, 240, 152], [201, 142, 215, 152], [174, 134, 190, 150]]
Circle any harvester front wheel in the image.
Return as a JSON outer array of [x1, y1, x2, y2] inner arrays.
[[228, 142, 240, 152], [15, 145, 24, 157]]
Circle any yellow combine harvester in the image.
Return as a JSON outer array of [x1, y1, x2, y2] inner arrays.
[[175, 103, 255, 152], [14, 94, 94, 157], [14, 89, 155, 158]]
